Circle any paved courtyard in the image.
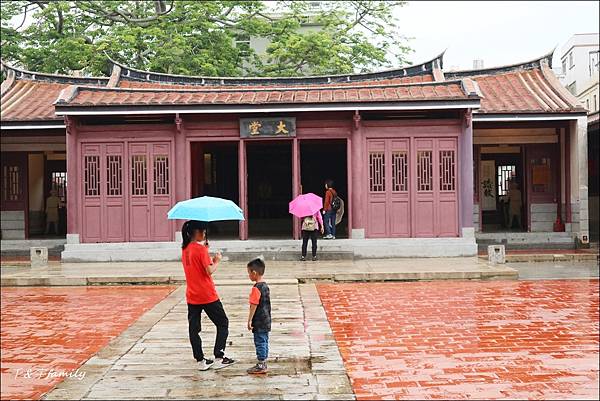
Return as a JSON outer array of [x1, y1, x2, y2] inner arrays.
[[0, 286, 175, 400], [1, 259, 598, 400], [319, 280, 600, 400]]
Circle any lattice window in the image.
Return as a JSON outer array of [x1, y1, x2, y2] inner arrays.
[[2, 165, 21, 201], [439, 150, 456, 191], [392, 152, 408, 192], [84, 156, 100, 196], [106, 155, 122, 196], [417, 151, 432, 191], [369, 152, 385, 192], [497, 165, 516, 196], [153, 155, 169, 195], [51, 171, 67, 203], [131, 155, 147, 195]]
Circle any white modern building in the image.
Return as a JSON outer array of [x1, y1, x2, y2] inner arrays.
[[559, 33, 599, 108], [559, 33, 599, 241]]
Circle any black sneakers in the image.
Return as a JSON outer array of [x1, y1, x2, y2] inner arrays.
[[247, 362, 268, 375], [212, 356, 235, 370], [197, 358, 214, 371]]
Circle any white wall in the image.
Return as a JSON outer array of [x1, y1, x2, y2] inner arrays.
[[28, 154, 44, 212], [560, 33, 599, 97]]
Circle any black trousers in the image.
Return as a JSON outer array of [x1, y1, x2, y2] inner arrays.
[[187, 300, 229, 361], [301, 229, 318, 257]]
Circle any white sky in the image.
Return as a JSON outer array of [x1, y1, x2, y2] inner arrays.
[[396, 1, 600, 70]]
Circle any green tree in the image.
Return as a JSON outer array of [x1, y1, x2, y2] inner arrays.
[[1, 0, 411, 77]]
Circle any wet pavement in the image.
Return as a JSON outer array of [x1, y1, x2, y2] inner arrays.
[[42, 284, 353, 400], [318, 280, 600, 400], [0, 286, 175, 400], [507, 260, 599, 280]]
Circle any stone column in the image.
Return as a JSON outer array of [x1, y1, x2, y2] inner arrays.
[[460, 110, 474, 238], [65, 117, 79, 244], [173, 114, 187, 242], [238, 140, 248, 240], [350, 111, 365, 238], [292, 137, 300, 240], [574, 116, 590, 244]]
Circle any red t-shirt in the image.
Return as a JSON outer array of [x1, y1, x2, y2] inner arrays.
[[182, 242, 219, 305]]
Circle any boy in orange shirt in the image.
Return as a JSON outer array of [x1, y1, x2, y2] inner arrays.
[[246, 258, 271, 374]]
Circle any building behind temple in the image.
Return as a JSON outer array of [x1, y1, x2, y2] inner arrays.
[[0, 49, 592, 261]]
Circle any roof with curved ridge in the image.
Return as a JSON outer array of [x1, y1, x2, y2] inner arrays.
[[109, 51, 444, 87], [445, 50, 584, 114], [1, 60, 109, 123], [1, 49, 587, 124]]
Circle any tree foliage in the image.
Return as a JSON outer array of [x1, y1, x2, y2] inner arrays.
[[1, 0, 411, 77]]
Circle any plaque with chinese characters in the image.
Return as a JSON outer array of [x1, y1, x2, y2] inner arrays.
[[240, 117, 296, 138]]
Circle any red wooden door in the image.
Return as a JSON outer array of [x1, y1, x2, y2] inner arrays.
[[149, 143, 172, 241], [129, 143, 151, 241], [389, 139, 410, 237], [81, 144, 103, 242], [81, 141, 171, 243], [367, 139, 410, 238], [366, 137, 458, 238], [366, 140, 387, 237], [81, 144, 126, 243], [413, 138, 435, 237], [437, 139, 458, 237], [1, 152, 28, 212], [104, 143, 126, 242], [128, 142, 172, 242]]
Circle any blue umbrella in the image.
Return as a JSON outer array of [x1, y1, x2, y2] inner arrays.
[[167, 196, 245, 221]]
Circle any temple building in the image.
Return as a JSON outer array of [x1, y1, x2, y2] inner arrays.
[[0, 51, 591, 260]]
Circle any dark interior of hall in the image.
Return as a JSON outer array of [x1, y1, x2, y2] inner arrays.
[[247, 141, 293, 238], [191, 142, 239, 239], [300, 140, 348, 238]]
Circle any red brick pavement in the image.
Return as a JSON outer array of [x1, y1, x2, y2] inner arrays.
[[1, 286, 175, 400], [318, 280, 600, 400]]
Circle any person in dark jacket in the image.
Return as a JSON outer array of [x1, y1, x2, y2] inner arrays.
[[323, 179, 337, 239]]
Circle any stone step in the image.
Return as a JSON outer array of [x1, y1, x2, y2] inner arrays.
[[61, 237, 478, 262]]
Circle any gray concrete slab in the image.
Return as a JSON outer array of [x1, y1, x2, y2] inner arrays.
[[1, 257, 518, 286], [43, 283, 354, 400], [506, 260, 599, 280]]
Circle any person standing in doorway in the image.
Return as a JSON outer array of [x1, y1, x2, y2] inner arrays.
[[323, 179, 338, 239], [507, 180, 522, 229], [45, 189, 61, 235], [181, 220, 235, 371], [300, 211, 324, 261]]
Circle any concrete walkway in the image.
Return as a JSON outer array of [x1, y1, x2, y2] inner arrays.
[[43, 284, 355, 400], [1, 257, 518, 286]]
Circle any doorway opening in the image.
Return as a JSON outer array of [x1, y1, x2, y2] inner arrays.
[[300, 140, 348, 238], [191, 142, 239, 239], [480, 146, 526, 232], [247, 141, 292, 238]]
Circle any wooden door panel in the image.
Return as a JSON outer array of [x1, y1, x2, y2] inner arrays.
[[103, 143, 126, 242], [414, 199, 435, 237], [367, 201, 387, 237], [390, 199, 410, 237], [150, 143, 172, 241], [436, 139, 458, 237], [129, 143, 150, 241], [81, 145, 102, 243], [414, 139, 435, 237]]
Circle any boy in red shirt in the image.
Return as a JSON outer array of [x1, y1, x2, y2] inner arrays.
[[181, 220, 235, 371]]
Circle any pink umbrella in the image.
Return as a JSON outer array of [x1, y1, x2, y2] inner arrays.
[[289, 193, 323, 218]]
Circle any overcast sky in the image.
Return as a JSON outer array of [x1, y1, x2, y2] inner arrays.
[[396, 1, 599, 70]]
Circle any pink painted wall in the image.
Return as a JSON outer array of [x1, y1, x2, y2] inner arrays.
[[69, 112, 471, 242]]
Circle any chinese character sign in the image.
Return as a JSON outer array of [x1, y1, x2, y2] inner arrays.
[[240, 117, 296, 138]]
